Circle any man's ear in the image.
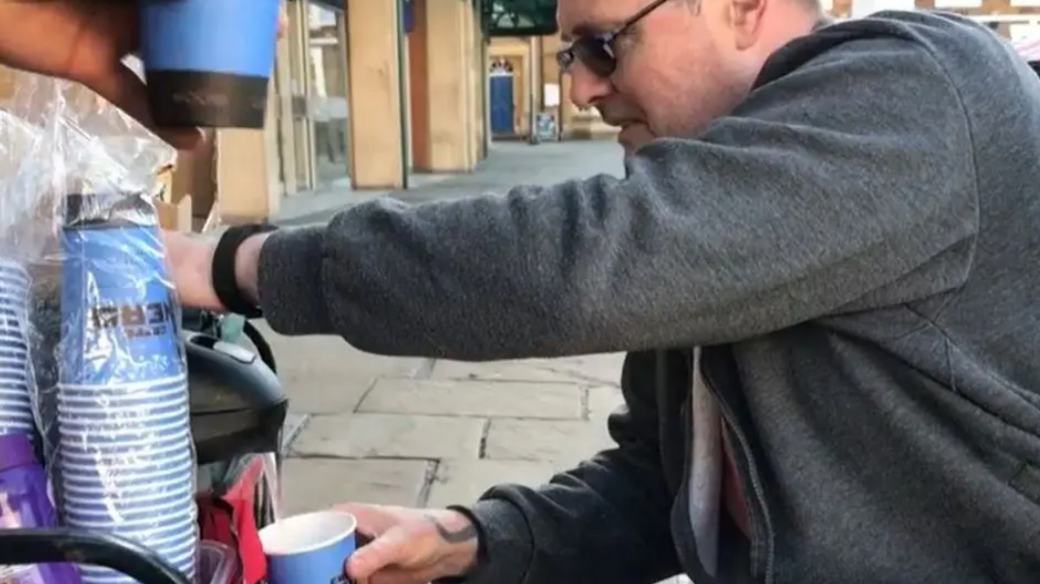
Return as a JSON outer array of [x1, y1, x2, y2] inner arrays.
[[729, 0, 766, 50]]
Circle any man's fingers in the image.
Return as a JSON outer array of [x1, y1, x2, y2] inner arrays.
[[83, 61, 202, 151], [346, 526, 414, 580], [335, 503, 400, 536]]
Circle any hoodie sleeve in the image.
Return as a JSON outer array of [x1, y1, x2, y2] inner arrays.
[[256, 36, 977, 360]]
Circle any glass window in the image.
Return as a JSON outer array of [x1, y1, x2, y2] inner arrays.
[[308, 3, 351, 188]]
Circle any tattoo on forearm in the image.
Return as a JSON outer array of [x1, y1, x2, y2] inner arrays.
[[425, 514, 478, 544]]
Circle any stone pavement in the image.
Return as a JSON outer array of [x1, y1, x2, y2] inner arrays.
[[274, 140, 627, 226], [264, 321, 626, 513]]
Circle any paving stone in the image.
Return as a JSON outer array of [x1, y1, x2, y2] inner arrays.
[[280, 458, 430, 514], [484, 419, 615, 469], [425, 459, 558, 508], [586, 385, 625, 420], [431, 354, 625, 387], [280, 412, 310, 452], [255, 320, 426, 414], [358, 378, 582, 419], [292, 413, 486, 459]]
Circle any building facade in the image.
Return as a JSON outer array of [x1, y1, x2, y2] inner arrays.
[[212, 0, 490, 223], [4, 0, 1040, 225]]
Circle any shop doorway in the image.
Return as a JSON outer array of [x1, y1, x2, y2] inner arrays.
[[489, 60, 515, 136]]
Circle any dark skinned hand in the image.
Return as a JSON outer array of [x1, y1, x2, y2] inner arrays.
[[0, 0, 287, 150]]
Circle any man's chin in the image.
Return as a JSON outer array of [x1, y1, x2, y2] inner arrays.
[[618, 124, 654, 154]]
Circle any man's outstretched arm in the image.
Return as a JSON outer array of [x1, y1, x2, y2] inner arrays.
[[233, 36, 976, 360]]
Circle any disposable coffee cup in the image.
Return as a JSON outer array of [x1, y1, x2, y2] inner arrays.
[[60, 426, 189, 450], [57, 378, 188, 403], [139, 0, 281, 128], [57, 399, 186, 420], [64, 493, 195, 524], [60, 449, 193, 477], [63, 483, 193, 510], [61, 457, 193, 491], [260, 511, 357, 584]]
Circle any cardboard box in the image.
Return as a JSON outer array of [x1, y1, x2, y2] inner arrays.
[[157, 196, 193, 232], [155, 164, 194, 232]]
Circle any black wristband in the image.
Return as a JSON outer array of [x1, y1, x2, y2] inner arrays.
[[212, 223, 278, 318]]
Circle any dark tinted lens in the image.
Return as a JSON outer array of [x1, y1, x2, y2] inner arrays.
[[556, 48, 575, 71], [572, 38, 616, 77]]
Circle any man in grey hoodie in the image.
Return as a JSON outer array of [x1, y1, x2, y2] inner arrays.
[[6, 0, 1040, 582]]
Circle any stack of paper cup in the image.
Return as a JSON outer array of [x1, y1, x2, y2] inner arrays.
[[57, 375, 195, 583], [57, 195, 196, 584], [0, 258, 34, 436]]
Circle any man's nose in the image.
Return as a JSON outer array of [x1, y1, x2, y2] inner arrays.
[[568, 63, 614, 108]]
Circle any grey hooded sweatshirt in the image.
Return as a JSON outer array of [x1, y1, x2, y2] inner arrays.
[[255, 10, 1040, 584]]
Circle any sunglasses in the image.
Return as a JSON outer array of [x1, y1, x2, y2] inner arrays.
[[556, 0, 672, 78]]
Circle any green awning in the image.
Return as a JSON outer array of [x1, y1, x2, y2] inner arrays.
[[481, 0, 558, 37]]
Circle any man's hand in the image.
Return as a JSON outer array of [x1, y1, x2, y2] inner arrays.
[[337, 504, 480, 584], [161, 229, 272, 312], [0, 0, 287, 150], [161, 230, 222, 310]]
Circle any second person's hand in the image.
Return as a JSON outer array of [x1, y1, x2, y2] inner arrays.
[[0, 0, 289, 151], [337, 504, 480, 584]]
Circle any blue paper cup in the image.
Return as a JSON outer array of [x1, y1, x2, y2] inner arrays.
[[0, 269, 28, 284], [64, 493, 194, 527], [0, 397, 31, 414], [0, 394, 31, 413], [0, 413, 33, 432], [260, 511, 357, 584], [79, 533, 195, 575], [58, 441, 192, 470], [60, 462, 194, 498], [57, 404, 188, 428], [60, 446, 193, 476], [56, 415, 188, 442], [64, 511, 194, 533], [59, 421, 188, 448], [59, 438, 191, 465], [0, 387, 30, 400], [61, 208, 184, 387], [0, 358, 28, 372], [139, 0, 281, 128], [78, 533, 196, 583], [56, 397, 186, 420], [0, 335, 25, 345], [58, 449, 192, 472], [59, 375, 186, 392], [0, 348, 28, 363], [112, 510, 196, 536], [64, 488, 194, 519], [57, 379, 187, 402], [62, 479, 192, 506]]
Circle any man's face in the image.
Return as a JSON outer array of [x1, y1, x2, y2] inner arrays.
[[557, 0, 786, 153]]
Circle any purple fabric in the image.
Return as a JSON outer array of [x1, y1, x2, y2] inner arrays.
[[0, 433, 83, 584]]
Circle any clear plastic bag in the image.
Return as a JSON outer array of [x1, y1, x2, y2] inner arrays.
[[0, 69, 196, 584]]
